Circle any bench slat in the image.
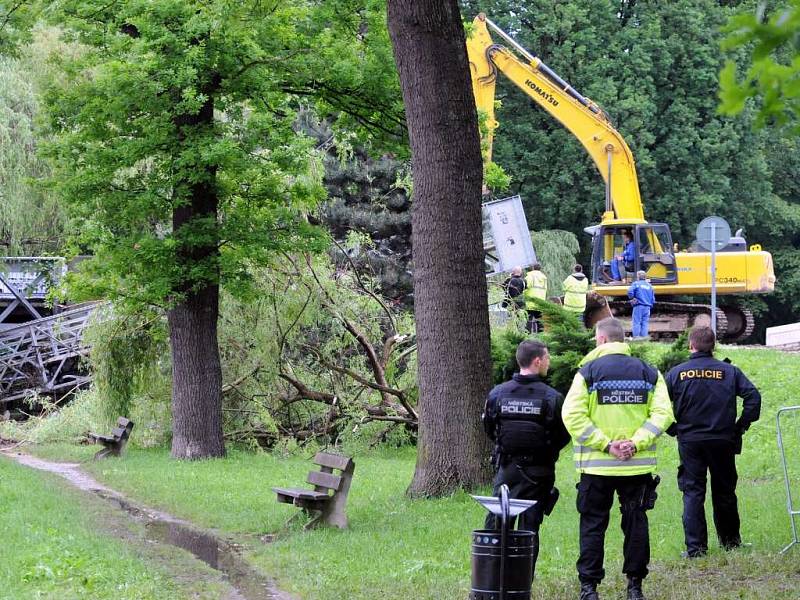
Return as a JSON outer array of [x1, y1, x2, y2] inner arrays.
[[313, 452, 352, 471], [307, 470, 342, 491], [117, 417, 132, 428], [110, 427, 126, 438], [272, 487, 330, 501]]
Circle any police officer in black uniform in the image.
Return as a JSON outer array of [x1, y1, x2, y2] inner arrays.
[[482, 339, 571, 579], [666, 326, 761, 558]]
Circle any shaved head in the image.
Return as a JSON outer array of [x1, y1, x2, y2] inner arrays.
[[596, 317, 625, 344]]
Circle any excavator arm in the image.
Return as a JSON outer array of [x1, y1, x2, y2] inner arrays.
[[467, 13, 644, 224]]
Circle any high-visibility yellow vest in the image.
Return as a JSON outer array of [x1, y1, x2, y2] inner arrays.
[[562, 342, 674, 476], [524, 270, 548, 308], [562, 274, 588, 313]]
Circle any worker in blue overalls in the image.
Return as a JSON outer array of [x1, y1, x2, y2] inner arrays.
[[628, 271, 655, 339], [612, 230, 636, 282]]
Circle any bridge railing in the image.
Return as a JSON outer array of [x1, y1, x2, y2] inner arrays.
[[0, 302, 99, 404]]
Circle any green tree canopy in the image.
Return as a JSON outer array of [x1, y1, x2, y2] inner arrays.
[[43, 0, 405, 306], [0, 0, 44, 56], [530, 229, 580, 297], [720, 0, 800, 132]]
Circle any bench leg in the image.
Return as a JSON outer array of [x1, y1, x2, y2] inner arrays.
[[93, 447, 113, 461], [282, 508, 328, 530], [303, 511, 324, 530], [284, 510, 305, 526], [319, 508, 348, 529], [319, 463, 354, 529], [115, 438, 129, 456], [284, 508, 318, 529]]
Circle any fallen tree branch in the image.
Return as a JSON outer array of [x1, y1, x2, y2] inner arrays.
[[306, 345, 418, 421], [361, 414, 416, 425], [222, 364, 261, 393], [330, 237, 397, 334], [278, 373, 336, 405]]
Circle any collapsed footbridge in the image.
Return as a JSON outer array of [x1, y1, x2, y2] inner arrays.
[[0, 258, 98, 408], [0, 303, 97, 405]]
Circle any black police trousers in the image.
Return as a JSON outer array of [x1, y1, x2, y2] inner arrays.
[[526, 310, 543, 334], [576, 473, 652, 584], [484, 463, 553, 532], [484, 463, 554, 580], [678, 439, 741, 555]]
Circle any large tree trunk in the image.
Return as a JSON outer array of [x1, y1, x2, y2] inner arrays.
[[168, 284, 225, 459], [387, 0, 493, 497], [169, 86, 225, 459]]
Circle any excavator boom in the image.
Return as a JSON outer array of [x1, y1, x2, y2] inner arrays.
[[468, 14, 644, 224]]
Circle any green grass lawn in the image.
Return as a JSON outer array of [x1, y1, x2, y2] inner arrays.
[[0, 454, 232, 600], [15, 346, 800, 599]]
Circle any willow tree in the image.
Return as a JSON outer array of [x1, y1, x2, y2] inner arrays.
[[43, 0, 401, 458], [0, 0, 42, 56], [387, 0, 493, 496], [0, 27, 74, 254], [530, 229, 580, 298]]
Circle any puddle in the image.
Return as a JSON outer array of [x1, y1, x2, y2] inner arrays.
[[144, 520, 279, 600], [99, 492, 280, 600], [2, 451, 286, 600]]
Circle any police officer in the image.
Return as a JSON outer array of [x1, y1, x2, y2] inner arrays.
[[524, 263, 548, 332], [627, 271, 655, 339], [665, 326, 761, 558], [562, 318, 674, 600], [482, 339, 571, 580], [502, 265, 526, 310]]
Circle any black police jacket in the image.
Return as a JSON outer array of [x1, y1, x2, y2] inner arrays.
[[501, 275, 525, 309], [483, 373, 570, 468], [665, 352, 761, 442]]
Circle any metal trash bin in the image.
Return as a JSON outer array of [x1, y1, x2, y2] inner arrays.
[[470, 528, 535, 599], [470, 485, 537, 600]]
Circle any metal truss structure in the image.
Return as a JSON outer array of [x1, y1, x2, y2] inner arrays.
[[0, 303, 98, 405]]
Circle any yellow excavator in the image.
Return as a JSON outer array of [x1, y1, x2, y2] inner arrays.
[[467, 13, 775, 341]]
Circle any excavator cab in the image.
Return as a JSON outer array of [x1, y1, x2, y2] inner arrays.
[[591, 224, 677, 286]]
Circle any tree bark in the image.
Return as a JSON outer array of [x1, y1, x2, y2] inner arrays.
[[387, 0, 493, 496], [168, 284, 225, 459], [169, 83, 225, 459]]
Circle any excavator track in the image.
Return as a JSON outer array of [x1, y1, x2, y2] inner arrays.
[[587, 298, 732, 341], [654, 301, 729, 340], [719, 305, 756, 343]]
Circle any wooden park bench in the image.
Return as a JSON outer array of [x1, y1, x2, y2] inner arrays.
[[88, 417, 134, 460], [272, 452, 355, 529]]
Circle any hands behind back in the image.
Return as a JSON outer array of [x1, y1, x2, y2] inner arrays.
[[609, 440, 636, 461]]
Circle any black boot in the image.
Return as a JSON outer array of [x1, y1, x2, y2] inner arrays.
[[720, 535, 742, 551], [579, 582, 600, 600], [626, 577, 645, 600]]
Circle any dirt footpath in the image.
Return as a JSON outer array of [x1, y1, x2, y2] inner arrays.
[[2, 449, 293, 600]]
